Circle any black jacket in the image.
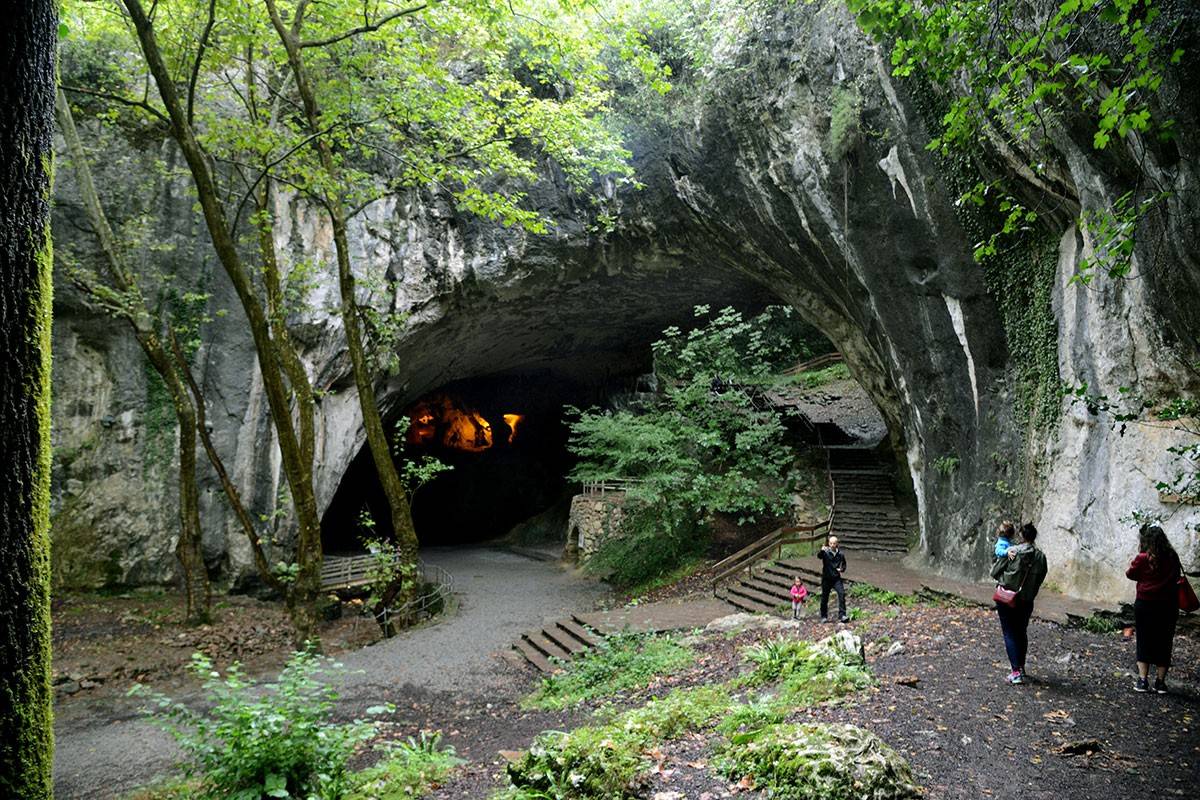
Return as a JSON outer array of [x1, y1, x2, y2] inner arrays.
[[818, 547, 847, 582]]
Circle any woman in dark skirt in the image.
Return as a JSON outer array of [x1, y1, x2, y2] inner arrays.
[[1126, 524, 1182, 694]]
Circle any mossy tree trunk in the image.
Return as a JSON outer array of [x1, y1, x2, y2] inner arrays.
[[0, 0, 57, 795], [265, 0, 422, 631], [55, 89, 212, 624], [121, 0, 323, 646]]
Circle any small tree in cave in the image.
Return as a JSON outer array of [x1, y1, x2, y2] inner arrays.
[[568, 306, 818, 588]]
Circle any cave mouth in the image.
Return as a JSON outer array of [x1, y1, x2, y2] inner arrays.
[[321, 367, 642, 552]]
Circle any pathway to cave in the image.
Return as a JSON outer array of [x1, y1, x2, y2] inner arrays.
[[52, 546, 608, 800]]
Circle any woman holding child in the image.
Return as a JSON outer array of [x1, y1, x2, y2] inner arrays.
[[991, 522, 1048, 685]]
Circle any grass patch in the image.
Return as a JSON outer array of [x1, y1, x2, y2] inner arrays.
[[506, 685, 732, 798], [1079, 613, 1121, 634], [714, 722, 921, 799], [853, 583, 920, 607], [783, 362, 851, 389], [522, 632, 694, 710], [736, 636, 872, 711], [123, 779, 201, 800], [345, 732, 463, 800], [624, 556, 707, 600]]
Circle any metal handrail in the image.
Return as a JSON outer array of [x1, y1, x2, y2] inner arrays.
[[374, 560, 455, 627]]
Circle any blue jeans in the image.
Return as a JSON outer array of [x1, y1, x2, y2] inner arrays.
[[996, 601, 1033, 672]]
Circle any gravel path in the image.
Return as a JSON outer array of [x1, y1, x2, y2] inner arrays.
[[52, 547, 608, 799]]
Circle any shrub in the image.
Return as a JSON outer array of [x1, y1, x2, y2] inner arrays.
[[507, 686, 731, 799], [523, 632, 694, 710], [715, 722, 922, 800], [1080, 613, 1121, 634], [853, 583, 920, 607], [345, 732, 462, 800], [131, 650, 386, 800], [735, 634, 871, 713]]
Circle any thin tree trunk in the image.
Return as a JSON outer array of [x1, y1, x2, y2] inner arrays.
[[122, 0, 323, 647], [56, 89, 212, 623], [0, 1, 56, 794], [265, 0, 422, 631]]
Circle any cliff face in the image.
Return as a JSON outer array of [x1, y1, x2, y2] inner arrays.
[[50, 2, 1199, 598]]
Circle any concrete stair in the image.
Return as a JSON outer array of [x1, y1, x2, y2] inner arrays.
[[829, 449, 908, 554], [510, 614, 605, 673]]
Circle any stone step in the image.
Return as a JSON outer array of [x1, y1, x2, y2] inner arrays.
[[542, 626, 587, 656], [556, 617, 601, 648], [743, 575, 791, 600], [522, 630, 572, 663], [512, 637, 555, 673], [719, 589, 778, 614], [727, 581, 786, 609]]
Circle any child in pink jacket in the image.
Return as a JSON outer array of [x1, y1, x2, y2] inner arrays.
[[790, 577, 808, 619]]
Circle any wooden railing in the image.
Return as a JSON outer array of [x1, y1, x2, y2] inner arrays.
[[712, 454, 836, 597], [320, 553, 378, 590], [581, 478, 645, 496], [783, 351, 844, 376], [711, 518, 831, 596]]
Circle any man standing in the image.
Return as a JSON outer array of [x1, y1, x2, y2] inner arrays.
[[818, 536, 849, 623]]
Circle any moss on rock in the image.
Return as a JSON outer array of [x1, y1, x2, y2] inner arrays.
[[717, 721, 922, 800]]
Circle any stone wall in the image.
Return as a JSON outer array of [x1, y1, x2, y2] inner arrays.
[[566, 493, 627, 562]]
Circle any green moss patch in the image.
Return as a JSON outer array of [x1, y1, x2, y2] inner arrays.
[[716, 722, 922, 800]]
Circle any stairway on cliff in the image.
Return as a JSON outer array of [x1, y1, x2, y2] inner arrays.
[[827, 448, 909, 554]]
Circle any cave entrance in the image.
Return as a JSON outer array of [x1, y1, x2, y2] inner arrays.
[[321, 368, 640, 552]]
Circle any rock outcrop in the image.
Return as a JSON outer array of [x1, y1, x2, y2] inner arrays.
[[49, 2, 1199, 599]]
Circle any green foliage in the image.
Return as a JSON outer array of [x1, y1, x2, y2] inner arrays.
[[852, 583, 919, 607], [570, 306, 815, 586], [985, 233, 1062, 432], [130, 650, 389, 800], [523, 632, 695, 710], [828, 84, 864, 161], [714, 722, 922, 800], [507, 685, 730, 798], [1080, 613, 1121, 634], [344, 732, 463, 800], [784, 362, 851, 389], [847, 0, 1183, 285], [583, 504, 708, 590], [141, 361, 176, 477], [737, 636, 868, 689], [932, 455, 960, 476]]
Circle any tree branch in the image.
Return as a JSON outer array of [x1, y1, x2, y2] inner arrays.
[[299, 3, 427, 48], [60, 84, 169, 124], [186, 0, 217, 125]]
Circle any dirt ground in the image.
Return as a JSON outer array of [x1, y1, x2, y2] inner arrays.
[[369, 600, 1200, 800], [51, 588, 382, 703], [53, 582, 1200, 799]]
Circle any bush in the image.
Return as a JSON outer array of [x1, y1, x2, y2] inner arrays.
[[735, 633, 872, 715], [716, 722, 922, 800], [507, 686, 731, 799], [131, 650, 386, 800], [853, 583, 920, 607], [523, 632, 694, 710], [345, 732, 462, 800], [585, 504, 709, 589]]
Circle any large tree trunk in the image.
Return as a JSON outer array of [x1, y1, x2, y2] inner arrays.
[[0, 1, 57, 796], [55, 89, 212, 624], [265, 0, 422, 632]]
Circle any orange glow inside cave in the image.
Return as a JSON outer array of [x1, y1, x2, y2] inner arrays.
[[406, 395, 523, 453]]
